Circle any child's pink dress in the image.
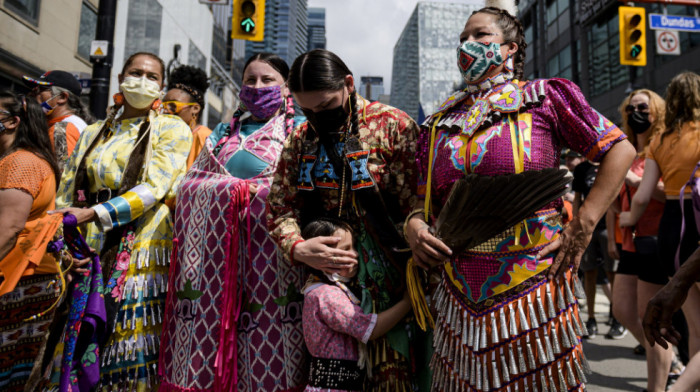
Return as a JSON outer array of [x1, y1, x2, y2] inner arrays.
[[303, 282, 377, 392]]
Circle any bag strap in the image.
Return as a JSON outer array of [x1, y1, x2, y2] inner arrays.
[[675, 160, 700, 270]]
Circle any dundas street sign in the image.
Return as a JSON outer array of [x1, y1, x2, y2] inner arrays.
[[649, 14, 700, 32]]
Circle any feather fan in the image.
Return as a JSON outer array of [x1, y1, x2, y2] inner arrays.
[[434, 168, 571, 253]]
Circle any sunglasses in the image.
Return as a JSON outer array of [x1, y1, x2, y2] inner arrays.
[[625, 103, 649, 113], [161, 100, 197, 115]]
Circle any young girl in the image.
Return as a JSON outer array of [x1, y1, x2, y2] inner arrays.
[[301, 218, 412, 392]]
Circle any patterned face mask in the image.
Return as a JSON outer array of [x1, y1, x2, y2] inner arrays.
[[457, 41, 505, 84], [239, 85, 284, 120]]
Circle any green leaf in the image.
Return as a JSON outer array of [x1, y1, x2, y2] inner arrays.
[[176, 279, 204, 300]]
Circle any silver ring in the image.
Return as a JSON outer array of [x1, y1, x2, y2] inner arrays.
[[332, 256, 337, 264]]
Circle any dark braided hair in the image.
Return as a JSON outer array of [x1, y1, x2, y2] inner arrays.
[[472, 7, 527, 80], [288, 49, 357, 136], [0, 90, 60, 187]]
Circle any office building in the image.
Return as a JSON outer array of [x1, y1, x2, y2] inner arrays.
[[360, 76, 384, 102], [520, 0, 700, 121], [245, 0, 308, 65], [390, 1, 482, 121], [1, 0, 99, 93], [307, 7, 326, 50]]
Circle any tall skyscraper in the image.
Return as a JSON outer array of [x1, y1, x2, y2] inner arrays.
[[245, 0, 308, 65], [390, 2, 481, 121], [359, 76, 384, 102], [307, 7, 326, 50]]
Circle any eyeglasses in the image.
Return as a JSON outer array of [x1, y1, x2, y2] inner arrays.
[[625, 103, 650, 113], [161, 100, 197, 115]]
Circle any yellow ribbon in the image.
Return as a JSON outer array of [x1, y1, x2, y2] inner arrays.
[[407, 113, 443, 331]]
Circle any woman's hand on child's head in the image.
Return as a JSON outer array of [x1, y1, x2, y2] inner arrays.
[[293, 236, 358, 275]]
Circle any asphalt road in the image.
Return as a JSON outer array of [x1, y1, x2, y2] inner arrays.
[[581, 287, 648, 392]]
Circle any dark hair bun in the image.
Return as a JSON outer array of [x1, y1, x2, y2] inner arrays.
[[168, 65, 210, 94]]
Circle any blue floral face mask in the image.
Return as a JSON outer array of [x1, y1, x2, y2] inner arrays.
[[457, 41, 504, 84]]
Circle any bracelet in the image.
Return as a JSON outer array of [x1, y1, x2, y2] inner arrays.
[[403, 208, 426, 241]]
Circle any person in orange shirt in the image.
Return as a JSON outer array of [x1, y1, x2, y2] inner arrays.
[[24, 70, 94, 172], [0, 90, 64, 392], [161, 65, 212, 169]]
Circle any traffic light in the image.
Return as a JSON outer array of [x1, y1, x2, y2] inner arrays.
[[232, 0, 265, 41], [619, 6, 647, 66]]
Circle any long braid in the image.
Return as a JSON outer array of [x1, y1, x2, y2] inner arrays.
[[284, 94, 295, 136], [213, 106, 244, 156], [72, 102, 122, 208], [349, 92, 359, 137]]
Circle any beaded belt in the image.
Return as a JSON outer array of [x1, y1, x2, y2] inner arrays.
[[308, 356, 365, 391]]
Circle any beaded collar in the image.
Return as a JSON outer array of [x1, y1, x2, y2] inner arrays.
[[465, 70, 515, 94]]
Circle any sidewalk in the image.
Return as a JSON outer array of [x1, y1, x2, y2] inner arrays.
[[582, 286, 648, 392]]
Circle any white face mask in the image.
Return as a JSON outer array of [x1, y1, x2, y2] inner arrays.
[[120, 76, 162, 109]]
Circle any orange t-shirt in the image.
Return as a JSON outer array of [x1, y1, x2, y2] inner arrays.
[[0, 150, 62, 295], [186, 124, 213, 170], [647, 121, 700, 196]]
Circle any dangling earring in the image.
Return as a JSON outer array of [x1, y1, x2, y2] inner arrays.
[[189, 116, 197, 130], [505, 55, 515, 73]]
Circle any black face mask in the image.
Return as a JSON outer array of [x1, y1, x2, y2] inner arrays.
[[628, 111, 651, 134], [302, 92, 350, 134]]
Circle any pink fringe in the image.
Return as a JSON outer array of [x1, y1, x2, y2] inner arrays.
[[159, 238, 180, 379], [214, 181, 250, 392]]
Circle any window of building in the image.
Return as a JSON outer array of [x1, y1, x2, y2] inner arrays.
[[547, 55, 559, 76], [4, 0, 41, 25], [587, 10, 628, 96], [77, 1, 97, 60], [546, 0, 557, 25]]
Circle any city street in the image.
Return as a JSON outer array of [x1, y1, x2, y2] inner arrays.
[[583, 287, 648, 392]]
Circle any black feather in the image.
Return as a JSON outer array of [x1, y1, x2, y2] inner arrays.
[[435, 168, 571, 253]]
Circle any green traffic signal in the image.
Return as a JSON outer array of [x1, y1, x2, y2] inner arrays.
[[241, 17, 255, 33], [630, 44, 642, 58]]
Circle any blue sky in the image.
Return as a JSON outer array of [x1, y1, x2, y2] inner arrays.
[[307, 0, 483, 94]]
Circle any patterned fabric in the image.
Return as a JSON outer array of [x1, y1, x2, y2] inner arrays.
[[303, 283, 377, 392], [160, 112, 306, 392], [417, 75, 625, 390], [41, 215, 107, 392], [417, 78, 625, 302], [267, 98, 419, 262], [267, 98, 421, 391], [0, 150, 60, 295], [431, 270, 589, 391], [0, 274, 62, 392], [56, 114, 192, 391]]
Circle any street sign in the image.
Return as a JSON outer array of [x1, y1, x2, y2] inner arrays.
[[656, 30, 681, 55], [90, 40, 109, 58], [649, 14, 700, 32]]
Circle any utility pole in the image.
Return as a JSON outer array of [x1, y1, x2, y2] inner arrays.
[[89, 0, 118, 120]]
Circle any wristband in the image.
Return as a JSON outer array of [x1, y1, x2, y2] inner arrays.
[[403, 208, 426, 240]]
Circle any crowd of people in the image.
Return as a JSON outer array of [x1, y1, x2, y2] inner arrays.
[[0, 1, 699, 392]]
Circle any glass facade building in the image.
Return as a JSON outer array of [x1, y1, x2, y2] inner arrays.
[[390, 2, 482, 122], [246, 0, 308, 65], [520, 0, 700, 121], [307, 7, 326, 50], [360, 76, 384, 102]]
